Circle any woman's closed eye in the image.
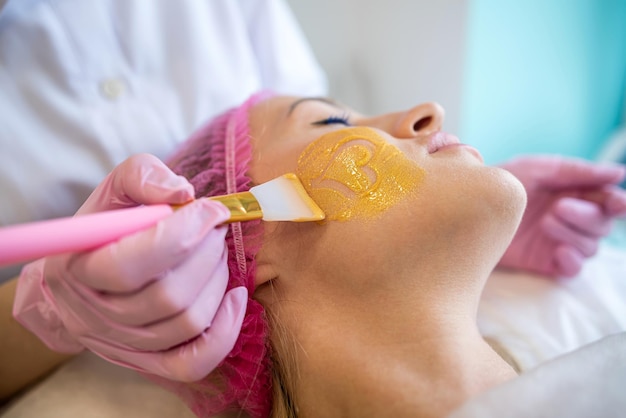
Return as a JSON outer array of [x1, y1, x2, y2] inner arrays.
[[311, 113, 351, 127]]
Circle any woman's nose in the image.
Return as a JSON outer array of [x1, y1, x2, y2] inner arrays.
[[362, 102, 445, 139], [393, 102, 445, 138]]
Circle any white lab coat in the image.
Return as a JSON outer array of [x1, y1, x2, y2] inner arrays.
[[0, 0, 327, 282]]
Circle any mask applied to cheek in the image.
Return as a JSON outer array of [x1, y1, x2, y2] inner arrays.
[[296, 127, 425, 221]]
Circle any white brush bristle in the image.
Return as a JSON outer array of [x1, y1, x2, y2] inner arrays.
[[249, 174, 324, 222]]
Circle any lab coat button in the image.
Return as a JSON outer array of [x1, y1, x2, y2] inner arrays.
[[99, 78, 125, 100]]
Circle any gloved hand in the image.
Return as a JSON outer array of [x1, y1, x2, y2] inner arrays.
[[13, 154, 247, 382], [498, 155, 626, 277]]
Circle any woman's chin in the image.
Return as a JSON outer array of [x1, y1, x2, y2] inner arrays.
[[479, 167, 528, 250], [498, 167, 528, 223]]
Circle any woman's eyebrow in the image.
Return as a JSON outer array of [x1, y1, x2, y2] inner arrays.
[[287, 97, 344, 116]]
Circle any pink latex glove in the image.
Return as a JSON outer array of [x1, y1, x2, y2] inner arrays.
[[498, 155, 626, 278], [13, 154, 247, 382]]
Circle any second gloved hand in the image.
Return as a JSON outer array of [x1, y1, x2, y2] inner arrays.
[[498, 155, 626, 278], [13, 154, 247, 382]]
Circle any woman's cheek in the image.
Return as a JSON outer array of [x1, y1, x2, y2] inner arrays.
[[296, 127, 426, 222]]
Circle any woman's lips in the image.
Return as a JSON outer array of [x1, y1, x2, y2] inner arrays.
[[427, 132, 460, 153], [427, 132, 483, 162]]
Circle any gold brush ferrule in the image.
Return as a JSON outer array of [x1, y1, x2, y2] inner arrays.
[[208, 191, 263, 223]]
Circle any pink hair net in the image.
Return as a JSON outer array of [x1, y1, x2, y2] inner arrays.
[[150, 91, 275, 418]]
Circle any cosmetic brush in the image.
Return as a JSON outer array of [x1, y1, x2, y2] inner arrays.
[[0, 173, 324, 267]]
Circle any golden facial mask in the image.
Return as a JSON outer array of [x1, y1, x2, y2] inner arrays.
[[296, 127, 425, 221]]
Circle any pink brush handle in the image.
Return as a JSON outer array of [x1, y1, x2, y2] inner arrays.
[[0, 205, 174, 267]]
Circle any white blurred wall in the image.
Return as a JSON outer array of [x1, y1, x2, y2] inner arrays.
[[286, 0, 468, 134]]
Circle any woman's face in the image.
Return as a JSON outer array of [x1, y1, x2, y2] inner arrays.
[[247, 96, 526, 292], [246, 96, 526, 415]]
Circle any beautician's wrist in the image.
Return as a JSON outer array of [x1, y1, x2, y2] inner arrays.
[[13, 260, 84, 353], [0, 276, 74, 401]]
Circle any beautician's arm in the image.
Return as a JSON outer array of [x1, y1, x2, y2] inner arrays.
[[0, 277, 72, 401]]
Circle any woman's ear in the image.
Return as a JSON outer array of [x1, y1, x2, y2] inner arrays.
[[253, 221, 320, 291], [253, 222, 284, 289], [254, 259, 279, 288]]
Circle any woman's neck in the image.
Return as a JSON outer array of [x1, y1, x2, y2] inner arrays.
[[288, 274, 517, 418]]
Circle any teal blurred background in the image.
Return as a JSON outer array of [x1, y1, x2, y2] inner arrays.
[[461, 0, 626, 164]]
